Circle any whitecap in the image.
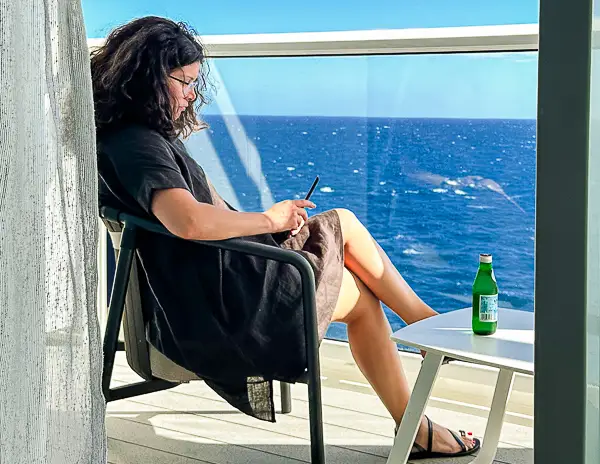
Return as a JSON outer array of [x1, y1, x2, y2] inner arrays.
[[379, 181, 386, 185], [467, 204, 493, 210], [445, 180, 458, 186], [432, 188, 448, 193], [302, 131, 308, 135], [454, 189, 467, 195], [287, 167, 296, 171], [307, 161, 315, 166], [465, 195, 477, 199], [383, 125, 390, 129], [404, 190, 419, 194], [332, 131, 337, 135], [357, 133, 363, 137], [320, 186, 334, 193], [403, 248, 423, 255], [353, 169, 359, 173]]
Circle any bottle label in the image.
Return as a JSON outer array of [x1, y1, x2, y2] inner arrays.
[[479, 294, 498, 322]]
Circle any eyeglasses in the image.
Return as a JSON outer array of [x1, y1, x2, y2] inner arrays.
[[169, 75, 196, 96]]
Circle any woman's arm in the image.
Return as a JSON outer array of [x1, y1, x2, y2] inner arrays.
[[151, 188, 314, 241]]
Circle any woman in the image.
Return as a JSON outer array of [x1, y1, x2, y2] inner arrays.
[[92, 16, 479, 460]]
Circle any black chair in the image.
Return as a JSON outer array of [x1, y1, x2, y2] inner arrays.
[[100, 206, 326, 463]]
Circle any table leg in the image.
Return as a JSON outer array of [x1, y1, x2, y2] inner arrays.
[[471, 369, 515, 464], [386, 352, 444, 464]]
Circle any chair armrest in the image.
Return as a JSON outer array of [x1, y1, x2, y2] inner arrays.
[[100, 206, 315, 281]]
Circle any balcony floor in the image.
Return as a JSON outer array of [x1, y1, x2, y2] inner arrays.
[[107, 342, 533, 464]]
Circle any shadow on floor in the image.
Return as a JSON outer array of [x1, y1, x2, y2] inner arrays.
[[106, 409, 532, 464], [106, 409, 391, 463]]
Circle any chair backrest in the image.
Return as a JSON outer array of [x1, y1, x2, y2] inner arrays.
[[102, 217, 200, 383]]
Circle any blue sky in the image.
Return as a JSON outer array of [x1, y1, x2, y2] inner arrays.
[[82, 1, 539, 118]]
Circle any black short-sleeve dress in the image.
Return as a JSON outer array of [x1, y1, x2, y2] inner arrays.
[[97, 125, 344, 422]]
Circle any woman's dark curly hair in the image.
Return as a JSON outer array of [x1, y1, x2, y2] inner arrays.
[[91, 16, 212, 139]]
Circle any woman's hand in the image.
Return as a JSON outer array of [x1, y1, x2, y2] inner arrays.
[[262, 199, 315, 234]]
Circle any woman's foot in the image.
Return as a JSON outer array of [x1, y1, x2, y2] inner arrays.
[[413, 415, 476, 455], [395, 415, 479, 459]]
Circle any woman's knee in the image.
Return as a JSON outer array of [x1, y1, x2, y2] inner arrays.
[[333, 208, 361, 241], [334, 207, 357, 224]]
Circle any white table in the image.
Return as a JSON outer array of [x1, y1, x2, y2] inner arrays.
[[386, 308, 534, 464]]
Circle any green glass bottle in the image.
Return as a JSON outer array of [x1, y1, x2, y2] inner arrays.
[[472, 253, 498, 335]]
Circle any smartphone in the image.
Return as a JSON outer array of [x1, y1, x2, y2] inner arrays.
[[305, 176, 320, 200]]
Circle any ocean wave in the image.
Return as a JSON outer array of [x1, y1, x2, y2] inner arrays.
[[403, 248, 423, 255]]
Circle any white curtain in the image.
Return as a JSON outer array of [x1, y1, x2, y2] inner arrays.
[[0, 1, 106, 463]]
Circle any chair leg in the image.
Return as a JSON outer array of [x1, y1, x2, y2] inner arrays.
[[107, 379, 178, 402], [280, 382, 292, 414], [307, 369, 325, 464], [298, 261, 325, 463]]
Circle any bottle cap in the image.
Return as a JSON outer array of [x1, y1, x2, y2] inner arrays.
[[479, 253, 492, 263]]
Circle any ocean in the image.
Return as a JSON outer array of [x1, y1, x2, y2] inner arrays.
[[189, 115, 537, 342]]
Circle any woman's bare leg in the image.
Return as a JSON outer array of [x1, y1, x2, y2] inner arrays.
[[332, 267, 412, 424], [333, 267, 475, 453], [334, 208, 437, 325]]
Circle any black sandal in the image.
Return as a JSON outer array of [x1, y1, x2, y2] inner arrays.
[[396, 415, 481, 460]]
